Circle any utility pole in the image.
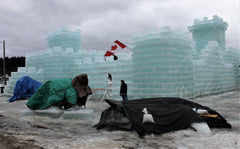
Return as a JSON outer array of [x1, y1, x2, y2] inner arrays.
[[3, 40, 6, 85]]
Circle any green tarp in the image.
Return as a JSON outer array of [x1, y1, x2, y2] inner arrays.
[[27, 78, 78, 110]]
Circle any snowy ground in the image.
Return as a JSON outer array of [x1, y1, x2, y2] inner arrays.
[[0, 90, 239, 149]]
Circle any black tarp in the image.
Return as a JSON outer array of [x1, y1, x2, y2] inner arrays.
[[94, 99, 132, 131], [95, 97, 231, 137]]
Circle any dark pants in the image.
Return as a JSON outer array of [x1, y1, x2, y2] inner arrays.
[[121, 95, 128, 101], [77, 96, 88, 107]]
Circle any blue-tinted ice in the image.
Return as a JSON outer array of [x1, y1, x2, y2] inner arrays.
[[4, 15, 239, 100]]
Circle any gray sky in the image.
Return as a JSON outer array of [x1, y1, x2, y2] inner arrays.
[[0, 0, 239, 57]]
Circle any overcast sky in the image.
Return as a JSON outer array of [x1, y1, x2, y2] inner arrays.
[[0, 0, 239, 57]]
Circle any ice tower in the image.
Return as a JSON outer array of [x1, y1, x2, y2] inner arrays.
[[45, 28, 81, 52], [131, 27, 195, 99], [188, 15, 228, 58], [3, 16, 239, 100]]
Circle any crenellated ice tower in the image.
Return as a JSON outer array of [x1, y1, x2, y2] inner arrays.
[[45, 27, 82, 52], [188, 15, 228, 59], [4, 15, 239, 100], [189, 15, 239, 97], [131, 27, 195, 99]]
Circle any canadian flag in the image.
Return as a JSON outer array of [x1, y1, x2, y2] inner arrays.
[[111, 40, 126, 51], [104, 40, 127, 57], [104, 51, 114, 57]]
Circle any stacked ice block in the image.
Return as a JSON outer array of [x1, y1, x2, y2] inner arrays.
[[131, 26, 195, 99], [26, 47, 78, 81], [4, 16, 240, 99], [188, 15, 228, 55], [45, 28, 81, 52], [223, 47, 240, 88], [5, 48, 132, 100], [4, 67, 44, 95], [74, 51, 132, 100], [194, 41, 228, 96]]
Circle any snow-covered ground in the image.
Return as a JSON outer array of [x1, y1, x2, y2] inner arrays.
[[0, 90, 239, 149]]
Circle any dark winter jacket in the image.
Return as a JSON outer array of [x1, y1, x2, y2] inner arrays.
[[120, 82, 127, 96]]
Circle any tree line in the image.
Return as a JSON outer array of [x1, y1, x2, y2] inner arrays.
[[0, 57, 25, 75]]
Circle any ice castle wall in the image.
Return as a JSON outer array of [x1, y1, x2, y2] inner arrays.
[[131, 26, 195, 99], [73, 51, 132, 100], [193, 41, 238, 97], [188, 15, 228, 57], [223, 47, 240, 89], [45, 28, 81, 52], [4, 16, 240, 99], [4, 48, 132, 100], [189, 16, 239, 96]]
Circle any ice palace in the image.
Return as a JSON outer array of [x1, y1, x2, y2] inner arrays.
[[4, 15, 240, 100]]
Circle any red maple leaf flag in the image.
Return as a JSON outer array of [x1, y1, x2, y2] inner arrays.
[[111, 45, 118, 51], [104, 40, 129, 58], [114, 40, 126, 49], [104, 51, 114, 57]]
